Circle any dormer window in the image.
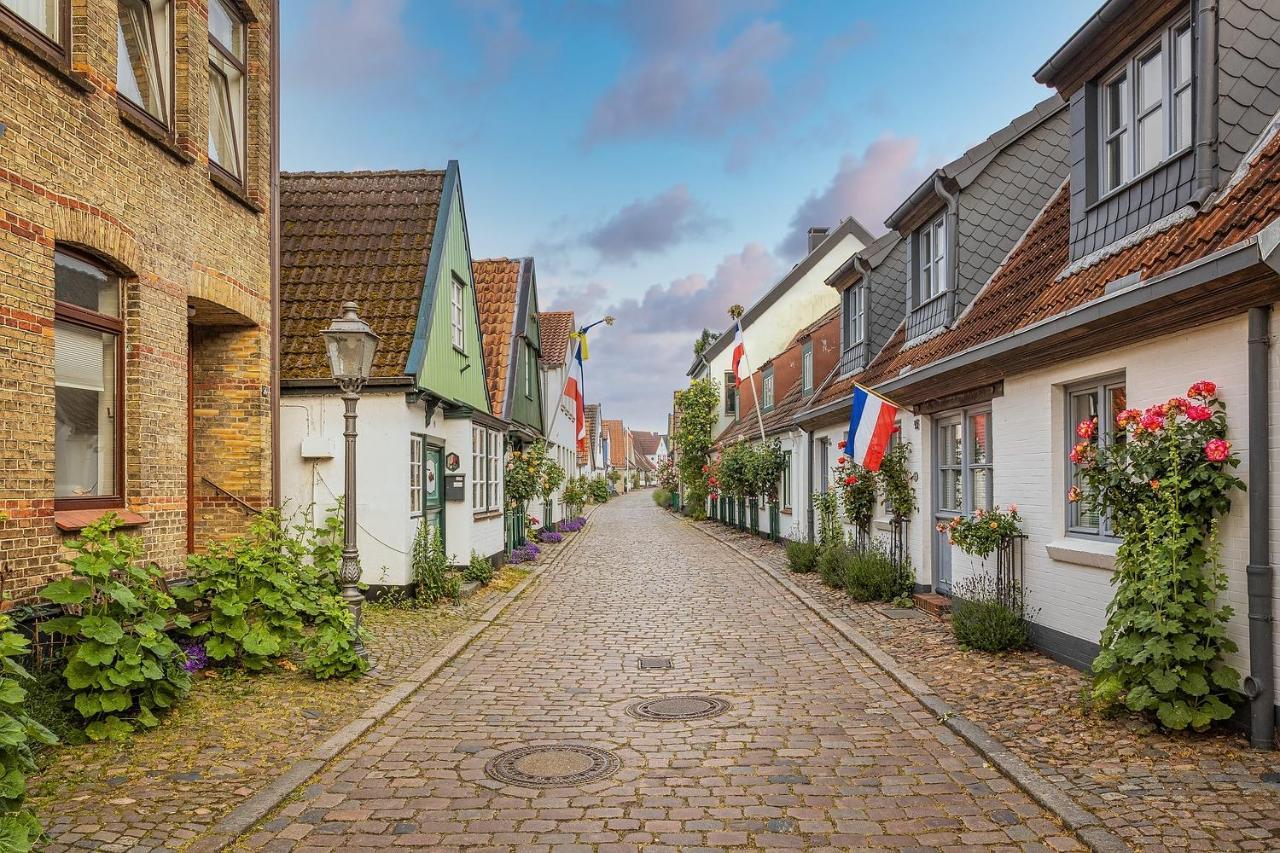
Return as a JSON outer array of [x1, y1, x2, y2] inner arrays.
[[761, 367, 774, 411], [1098, 17, 1192, 196], [843, 284, 866, 348], [801, 341, 813, 394], [918, 215, 947, 302]]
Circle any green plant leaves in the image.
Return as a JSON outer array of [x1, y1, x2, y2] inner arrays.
[[76, 616, 124, 645], [38, 579, 92, 606]]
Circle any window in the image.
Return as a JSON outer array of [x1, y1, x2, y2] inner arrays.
[[918, 216, 947, 302], [844, 285, 866, 347], [801, 341, 813, 394], [1067, 377, 1127, 536], [451, 275, 466, 352], [761, 368, 774, 410], [409, 435, 423, 515], [524, 347, 534, 398], [55, 251, 123, 507], [723, 370, 736, 416], [117, 0, 173, 126], [818, 438, 830, 492], [1, 0, 64, 49], [487, 430, 501, 511], [1097, 17, 1193, 195], [471, 426, 485, 511], [935, 408, 992, 516], [780, 450, 792, 510], [208, 0, 245, 182]]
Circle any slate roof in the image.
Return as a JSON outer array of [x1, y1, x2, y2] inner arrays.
[[1219, 0, 1280, 180], [540, 311, 575, 365], [279, 170, 445, 381], [842, 118, 1280, 403], [473, 258, 523, 417]]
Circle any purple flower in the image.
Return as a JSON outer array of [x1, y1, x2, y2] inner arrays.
[[181, 641, 208, 673], [538, 530, 563, 544]]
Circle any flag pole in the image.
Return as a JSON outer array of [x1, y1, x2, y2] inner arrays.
[[729, 307, 767, 444]]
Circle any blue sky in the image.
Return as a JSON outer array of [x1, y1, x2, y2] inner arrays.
[[281, 0, 1096, 431]]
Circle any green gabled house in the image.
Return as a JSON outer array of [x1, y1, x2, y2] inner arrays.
[[279, 162, 508, 592]]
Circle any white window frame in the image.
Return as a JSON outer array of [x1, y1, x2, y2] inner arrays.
[[919, 216, 946, 303], [934, 406, 992, 517], [781, 449, 792, 511], [844, 285, 866, 347], [1097, 16, 1193, 196], [761, 368, 774, 410], [1066, 375, 1127, 538], [207, 0, 246, 183], [801, 341, 813, 394], [487, 429, 501, 512], [451, 275, 466, 352], [409, 434, 423, 516], [116, 0, 174, 127]]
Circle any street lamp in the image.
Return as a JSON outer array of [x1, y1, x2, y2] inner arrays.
[[321, 301, 380, 660]]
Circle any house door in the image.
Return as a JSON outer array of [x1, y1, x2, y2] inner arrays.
[[423, 443, 444, 550], [933, 415, 963, 595]]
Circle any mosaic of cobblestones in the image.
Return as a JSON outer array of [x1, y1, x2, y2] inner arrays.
[[240, 493, 1080, 851], [699, 520, 1280, 851]]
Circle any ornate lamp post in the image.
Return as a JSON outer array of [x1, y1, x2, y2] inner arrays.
[[321, 301, 379, 660]]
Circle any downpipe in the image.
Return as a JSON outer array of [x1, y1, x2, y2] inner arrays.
[[1244, 305, 1274, 749], [1189, 0, 1219, 208]]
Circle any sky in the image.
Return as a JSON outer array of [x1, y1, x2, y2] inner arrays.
[[280, 0, 1097, 432]]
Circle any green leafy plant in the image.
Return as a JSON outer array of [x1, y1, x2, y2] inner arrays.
[[833, 450, 876, 537], [587, 476, 610, 504], [785, 540, 820, 574], [657, 457, 678, 492], [562, 476, 588, 517], [877, 441, 918, 521], [813, 489, 841, 548], [674, 378, 721, 519], [410, 521, 454, 605], [538, 452, 566, 505], [817, 545, 851, 589], [39, 516, 191, 741], [464, 551, 495, 585], [951, 573, 1030, 652], [747, 439, 787, 502], [505, 441, 543, 508], [718, 442, 753, 500], [843, 542, 914, 603], [1078, 382, 1244, 731], [0, 613, 57, 850], [939, 505, 1022, 559], [652, 487, 671, 507]]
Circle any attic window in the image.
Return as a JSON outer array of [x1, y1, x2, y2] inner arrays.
[[450, 274, 465, 352], [915, 215, 947, 304], [843, 284, 866, 348], [801, 341, 813, 394], [761, 367, 774, 411]]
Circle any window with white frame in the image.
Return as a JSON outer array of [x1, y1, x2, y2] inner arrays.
[[936, 408, 992, 515], [208, 0, 246, 182], [918, 215, 947, 302], [780, 450, 792, 510], [1067, 376, 1127, 536], [487, 429, 501, 511], [451, 275, 466, 352], [471, 426, 485, 511], [761, 368, 774, 410], [801, 341, 813, 394], [409, 434, 423, 515], [117, 0, 173, 126], [844, 284, 866, 347], [1099, 17, 1193, 195]]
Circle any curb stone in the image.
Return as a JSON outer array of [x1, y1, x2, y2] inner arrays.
[[685, 518, 1132, 853], [186, 508, 599, 852]]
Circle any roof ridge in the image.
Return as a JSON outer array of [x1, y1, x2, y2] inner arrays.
[[281, 168, 447, 178]]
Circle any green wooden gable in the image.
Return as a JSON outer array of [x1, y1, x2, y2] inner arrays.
[[410, 162, 491, 412], [507, 260, 545, 434]]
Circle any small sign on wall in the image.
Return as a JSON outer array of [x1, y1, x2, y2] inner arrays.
[[445, 452, 461, 472], [444, 474, 466, 502]]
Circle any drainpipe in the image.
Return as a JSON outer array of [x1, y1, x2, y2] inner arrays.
[[1245, 305, 1274, 749], [805, 426, 815, 543], [1190, 0, 1219, 208], [933, 173, 960, 324], [269, 0, 282, 507]]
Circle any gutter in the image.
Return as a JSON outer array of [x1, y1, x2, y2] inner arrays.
[[934, 173, 960, 325], [1189, 0, 1220, 208], [885, 169, 946, 233], [269, 0, 281, 507], [1033, 0, 1135, 86]]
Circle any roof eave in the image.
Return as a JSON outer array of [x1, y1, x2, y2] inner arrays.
[[1034, 0, 1136, 88]]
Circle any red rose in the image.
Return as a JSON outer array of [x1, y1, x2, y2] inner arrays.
[[1075, 418, 1096, 440], [844, 475, 857, 485], [1186, 404, 1213, 422], [837, 440, 847, 449], [1188, 380, 1218, 399], [1204, 438, 1231, 463], [837, 456, 847, 465]]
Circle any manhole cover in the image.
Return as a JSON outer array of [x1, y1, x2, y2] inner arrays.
[[484, 745, 620, 788], [638, 656, 673, 670], [627, 695, 731, 721]]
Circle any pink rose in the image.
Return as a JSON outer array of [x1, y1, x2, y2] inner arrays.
[[1204, 438, 1231, 463], [1188, 380, 1218, 399], [1076, 418, 1096, 440], [1186, 405, 1213, 422]]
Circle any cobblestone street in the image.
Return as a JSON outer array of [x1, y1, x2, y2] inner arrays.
[[240, 493, 1082, 851]]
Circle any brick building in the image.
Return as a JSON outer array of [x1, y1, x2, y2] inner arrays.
[[0, 0, 278, 602]]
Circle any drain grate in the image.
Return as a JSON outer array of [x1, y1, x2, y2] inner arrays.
[[627, 695, 731, 721], [485, 745, 621, 788], [638, 656, 673, 670]]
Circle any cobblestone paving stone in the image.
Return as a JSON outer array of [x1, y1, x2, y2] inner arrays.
[[239, 492, 1081, 852], [697, 520, 1280, 851], [29, 562, 537, 853]]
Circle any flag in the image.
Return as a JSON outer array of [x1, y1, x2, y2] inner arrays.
[[846, 384, 899, 472], [731, 320, 746, 387], [565, 375, 586, 451]]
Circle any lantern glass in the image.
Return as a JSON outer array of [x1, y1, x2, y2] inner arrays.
[[321, 302, 380, 383]]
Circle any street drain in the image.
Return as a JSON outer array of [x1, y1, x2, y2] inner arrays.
[[484, 745, 620, 788], [638, 656, 673, 670], [627, 695, 731, 721]]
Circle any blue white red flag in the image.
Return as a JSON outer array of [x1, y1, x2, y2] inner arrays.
[[846, 384, 898, 472], [731, 321, 746, 387]]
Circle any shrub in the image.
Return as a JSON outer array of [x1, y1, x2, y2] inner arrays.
[[464, 552, 495, 585], [785, 540, 820, 574], [0, 613, 57, 849], [588, 476, 610, 504], [39, 516, 192, 741], [813, 489, 841, 547], [652, 487, 670, 507], [176, 511, 367, 681], [674, 378, 719, 516], [844, 544, 914, 603], [410, 521, 454, 605], [561, 477, 588, 517], [940, 505, 1022, 558], [951, 573, 1030, 652], [817, 546, 851, 589]]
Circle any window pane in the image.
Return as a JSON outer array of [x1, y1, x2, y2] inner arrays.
[[972, 467, 991, 512], [1105, 74, 1127, 134], [939, 421, 962, 466], [207, 58, 241, 178], [55, 323, 117, 498], [2, 0, 59, 40], [117, 0, 166, 119], [55, 252, 120, 316], [932, 220, 947, 293], [1174, 26, 1192, 87], [1174, 88, 1191, 151], [1137, 109, 1164, 173], [941, 469, 962, 512], [969, 412, 990, 465], [208, 0, 243, 58], [1138, 48, 1163, 111]]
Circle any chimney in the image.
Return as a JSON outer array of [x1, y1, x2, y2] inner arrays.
[[807, 226, 829, 253]]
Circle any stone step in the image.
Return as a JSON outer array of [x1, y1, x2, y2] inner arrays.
[[912, 592, 952, 617]]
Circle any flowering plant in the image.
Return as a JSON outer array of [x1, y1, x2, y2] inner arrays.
[[657, 457, 679, 492], [1076, 380, 1245, 731], [508, 543, 540, 564], [937, 505, 1022, 559], [537, 529, 563, 544], [505, 442, 547, 505], [832, 450, 876, 534]]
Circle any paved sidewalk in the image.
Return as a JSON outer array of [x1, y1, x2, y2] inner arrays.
[[239, 492, 1082, 851]]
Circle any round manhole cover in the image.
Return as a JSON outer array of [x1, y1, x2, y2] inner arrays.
[[485, 745, 620, 788], [626, 695, 731, 721]]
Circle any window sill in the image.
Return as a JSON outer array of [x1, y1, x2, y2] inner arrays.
[[1045, 538, 1118, 571], [55, 508, 148, 533], [209, 166, 262, 214], [474, 510, 502, 520], [0, 22, 91, 94], [117, 100, 194, 166]]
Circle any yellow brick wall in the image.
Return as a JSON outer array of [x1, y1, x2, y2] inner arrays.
[[0, 0, 274, 602]]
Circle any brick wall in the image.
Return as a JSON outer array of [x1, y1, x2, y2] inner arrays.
[[0, 0, 274, 602]]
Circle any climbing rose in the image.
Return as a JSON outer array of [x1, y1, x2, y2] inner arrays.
[[1139, 405, 1165, 432], [1186, 404, 1213, 422], [837, 440, 847, 449], [1069, 442, 1090, 464], [837, 455, 847, 465], [1205, 438, 1232, 463], [1076, 418, 1096, 440], [1164, 396, 1189, 414], [1188, 380, 1218, 399], [1115, 408, 1141, 428], [844, 475, 857, 486], [1150, 479, 1161, 490], [1009, 503, 1018, 513], [1067, 485, 1082, 503]]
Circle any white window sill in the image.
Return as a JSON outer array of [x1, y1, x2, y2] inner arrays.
[[873, 518, 892, 532], [1045, 538, 1118, 571]]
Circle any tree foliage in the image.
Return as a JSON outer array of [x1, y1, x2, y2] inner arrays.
[[674, 378, 720, 519]]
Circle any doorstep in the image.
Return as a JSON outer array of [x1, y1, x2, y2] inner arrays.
[[912, 592, 952, 618]]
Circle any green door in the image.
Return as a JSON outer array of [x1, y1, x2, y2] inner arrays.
[[423, 443, 444, 551]]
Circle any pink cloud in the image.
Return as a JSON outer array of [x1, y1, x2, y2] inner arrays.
[[583, 185, 718, 263]]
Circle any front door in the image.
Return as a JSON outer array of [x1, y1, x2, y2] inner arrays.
[[423, 443, 444, 550], [933, 415, 963, 595]]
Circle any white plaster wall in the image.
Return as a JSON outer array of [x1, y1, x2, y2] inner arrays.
[[441, 415, 505, 564], [541, 361, 579, 524]]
